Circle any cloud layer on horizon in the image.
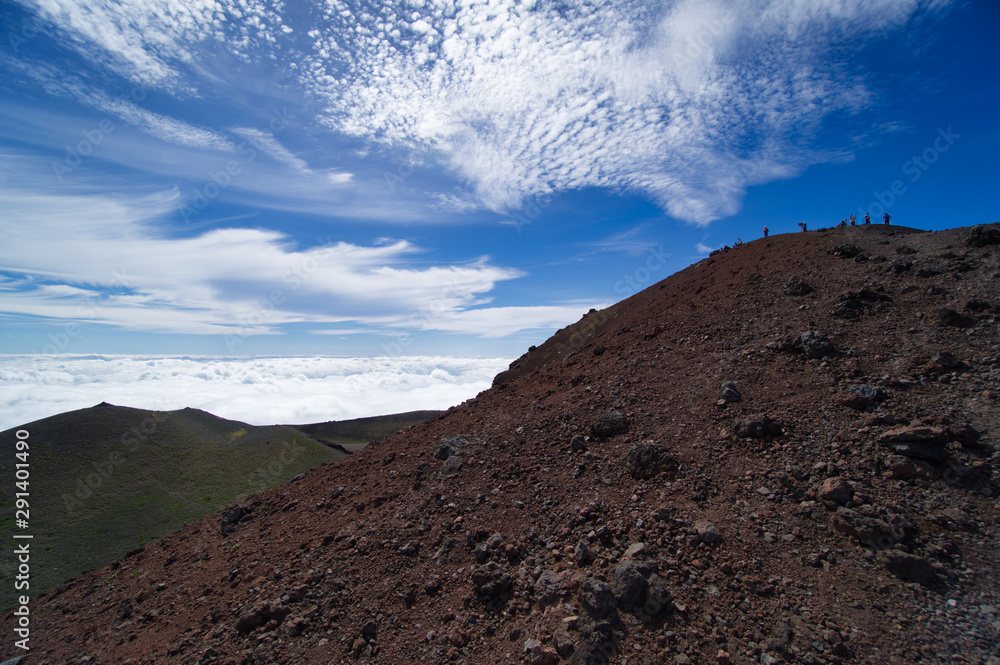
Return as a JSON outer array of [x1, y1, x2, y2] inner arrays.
[[0, 354, 511, 432]]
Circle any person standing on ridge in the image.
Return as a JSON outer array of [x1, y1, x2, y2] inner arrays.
[[864, 213, 871, 225], [883, 213, 891, 225], [763, 226, 768, 238], [850, 214, 856, 226]]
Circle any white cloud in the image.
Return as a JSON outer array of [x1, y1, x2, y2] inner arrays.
[[695, 242, 713, 254], [300, 0, 951, 224], [16, 0, 954, 224], [91, 94, 234, 151], [232, 127, 311, 174], [0, 354, 512, 431], [24, 0, 288, 89], [431, 192, 483, 214], [409, 304, 612, 338], [0, 183, 600, 338]]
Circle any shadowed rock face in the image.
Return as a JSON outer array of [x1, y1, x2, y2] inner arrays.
[[4, 224, 999, 665]]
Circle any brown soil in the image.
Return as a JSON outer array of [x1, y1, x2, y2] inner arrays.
[[3, 223, 999, 665]]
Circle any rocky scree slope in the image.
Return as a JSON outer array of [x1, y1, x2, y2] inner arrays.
[[3, 223, 1000, 665]]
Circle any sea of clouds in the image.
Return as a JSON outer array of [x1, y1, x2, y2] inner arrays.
[[0, 355, 513, 432]]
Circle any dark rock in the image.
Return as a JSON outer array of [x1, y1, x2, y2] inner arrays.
[[819, 477, 854, 504], [361, 620, 377, 642], [612, 560, 653, 611], [624, 442, 679, 479], [830, 508, 886, 547], [936, 307, 976, 328], [830, 244, 863, 258], [399, 541, 419, 556], [733, 414, 783, 439], [235, 603, 271, 634], [441, 455, 464, 476], [553, 628, 575, 657], [591, 411, 630, 439], [885, 454, 917, 480], [579, 578, 617, 618], [947, 424, 982, 447], [435, 435, 468, 460], [880, 425, 951, 461], [967, 224, 1000, 247], [471, 563, 513, 600], [570, 435, 587, 452], [694, 519, 723, 544], [966, 298, 994, 312], [784, 278, 815, 296], [843, 385, 888, 410], [720, 381, 741, 403], [534, 570, 565, 610], [887, 259, 913, 274], [925, 351, 965, 373], [641, 573, 672, 618], [795, 330, 835, 359], [574, 540, 595, 564], [330, 485, 346, 499], [831, 288, 892, 320], [221, 504, 251, 536], [881, 551, 939, 585]]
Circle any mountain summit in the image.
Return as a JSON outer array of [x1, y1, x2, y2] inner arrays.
[[3, 224, 998, 665]]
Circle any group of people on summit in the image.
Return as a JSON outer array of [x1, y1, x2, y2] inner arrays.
[[727, 212, 893, 252], [833, 212, 891, 229]]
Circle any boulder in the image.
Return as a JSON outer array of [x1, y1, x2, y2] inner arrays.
[[880, 551, 939, 585], [842, 385, 888, 410], [720, 381, 741, 403], [612, 560, 652, 612], [435, 435, 468, 460], [936, 307, 976, 328], [591, 411, 630, 439], [819, 477, 854, 505], [579, 578, 617, 619], [694, 520, 723, 545], [784, 278, 815, 296], [624, 442, 679, 479], [967, 224, 1000, 247], [830, 508, 887, 547], [733, 414, 783, 439], [879, 425, 951, 461], [795, 331, 835, 359]]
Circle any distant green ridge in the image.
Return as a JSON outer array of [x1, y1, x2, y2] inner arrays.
[[0, 403, 439, 608]]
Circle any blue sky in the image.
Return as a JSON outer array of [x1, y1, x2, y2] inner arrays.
[[1, 0, 997, 359]]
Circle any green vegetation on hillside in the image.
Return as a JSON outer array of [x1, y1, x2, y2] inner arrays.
[[0, 405, 437, 608]]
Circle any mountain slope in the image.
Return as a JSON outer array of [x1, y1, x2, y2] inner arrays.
[[0, 405, 439, 607], [2, 224, 998, 665]]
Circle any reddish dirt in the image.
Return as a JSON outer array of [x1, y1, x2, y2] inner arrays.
[[3, 223, 999, 665]]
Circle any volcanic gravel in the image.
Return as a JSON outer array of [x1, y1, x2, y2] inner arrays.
[[3, 223, 999, 665]]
